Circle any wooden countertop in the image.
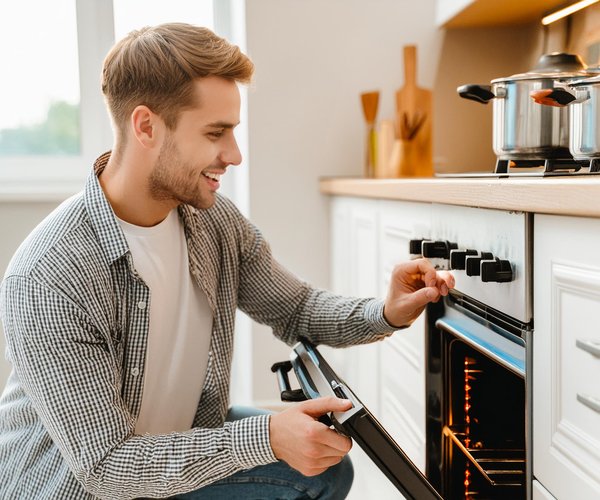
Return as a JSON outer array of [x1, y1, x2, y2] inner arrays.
[[319, 176, 600, 218]]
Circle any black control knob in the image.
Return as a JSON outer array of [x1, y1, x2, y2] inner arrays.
[[409, 239, 425, 256], [481, 259, 513, 283], [465, 252, 493, 277], [422, 240, 458, 259], [449, 249, 477, 270]]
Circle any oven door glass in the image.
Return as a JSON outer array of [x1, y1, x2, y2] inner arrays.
[[278, 340, 442, 500]]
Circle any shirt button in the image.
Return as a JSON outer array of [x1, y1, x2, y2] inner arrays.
[[131, 367, 140, 376], [137, 301, 147, 310]]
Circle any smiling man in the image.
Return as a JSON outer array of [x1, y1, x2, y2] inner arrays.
[[0, 23, 454, 499]]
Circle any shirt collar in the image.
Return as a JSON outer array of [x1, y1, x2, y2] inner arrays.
[[83, 151, 130, 265]]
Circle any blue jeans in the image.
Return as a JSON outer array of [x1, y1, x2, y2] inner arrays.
[[172, 406, 354, 500]]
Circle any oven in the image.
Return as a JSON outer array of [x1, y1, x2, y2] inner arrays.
[[423, 204, 533, 499], [273, 204, 533, 499]]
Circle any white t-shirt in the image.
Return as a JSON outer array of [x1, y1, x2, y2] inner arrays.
[[118, 209, 212, 435]]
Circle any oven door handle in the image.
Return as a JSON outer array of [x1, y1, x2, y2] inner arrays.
[[271, 360, 308, 402]]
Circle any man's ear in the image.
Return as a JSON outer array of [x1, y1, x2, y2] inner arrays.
[[130, 105, 164, 148]]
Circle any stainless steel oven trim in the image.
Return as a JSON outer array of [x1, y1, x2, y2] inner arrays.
[[435, 307, 526, 378]]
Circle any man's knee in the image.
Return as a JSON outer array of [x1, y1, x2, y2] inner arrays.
[[319, 454, 354, 499]]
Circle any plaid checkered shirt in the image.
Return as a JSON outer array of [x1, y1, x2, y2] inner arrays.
[[0, 152, 394, 499]]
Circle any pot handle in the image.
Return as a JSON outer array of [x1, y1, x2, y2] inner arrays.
[[457, 84, 495, 104], [530, 88, 577, 107]]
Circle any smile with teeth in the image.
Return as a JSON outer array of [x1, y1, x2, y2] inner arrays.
[[203, 172, 221, 182]]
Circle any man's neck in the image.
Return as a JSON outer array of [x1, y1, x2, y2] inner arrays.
[[99, 150, 176, 227]]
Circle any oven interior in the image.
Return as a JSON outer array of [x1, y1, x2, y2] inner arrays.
[[444, 339, 525, 499]]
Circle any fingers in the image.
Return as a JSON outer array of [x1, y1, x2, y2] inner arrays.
[[301, 454, 346, 476], [316, 424, 353, 454], [270, 399, 354, 478], [301, 396, 353, 418], [396, 258, 438, 287], [300, 398, 353, 454], [394, 258, 455, 293], [403, 286, 440, 310], [436, 271, 455, 295]]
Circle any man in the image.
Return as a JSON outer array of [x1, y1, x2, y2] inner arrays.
[[0, 23, 453, 499]]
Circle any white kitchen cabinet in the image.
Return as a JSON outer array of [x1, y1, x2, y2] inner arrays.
[[533, 479, 557, 500], [377, 200, 431, 473], [436, 0, 567, 28], [534, 214, 600, 500], [329, 196, 432, 478], [329, 196, 381, 414]]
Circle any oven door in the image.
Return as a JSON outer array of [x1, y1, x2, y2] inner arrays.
[[272, 340, 442, 500]]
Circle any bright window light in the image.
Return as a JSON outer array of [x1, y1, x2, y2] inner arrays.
[[0, 0, 80, 156]]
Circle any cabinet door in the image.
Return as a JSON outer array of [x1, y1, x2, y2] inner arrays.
[[346, 198, 381, 413], [378, 200, 432, 473], [328, 196, 380, 412], [534, 214, 600, 499], [532, 480, 557, 500]]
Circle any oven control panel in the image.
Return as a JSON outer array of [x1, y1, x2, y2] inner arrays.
[[409, 241, 514, 283], [409, 239, 513, 283], [408, 204, 532, 323]]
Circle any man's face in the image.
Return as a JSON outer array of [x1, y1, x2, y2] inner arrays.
[[149, 76, 242, 210]]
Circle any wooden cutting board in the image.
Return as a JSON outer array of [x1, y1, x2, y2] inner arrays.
[[395, 45, 433, 177]]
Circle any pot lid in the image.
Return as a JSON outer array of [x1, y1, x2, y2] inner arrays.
[[563, 70, 600, 87], [491, 52, 589, 83]]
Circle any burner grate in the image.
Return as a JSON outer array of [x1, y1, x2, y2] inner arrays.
[[494, 157, 600, 176]]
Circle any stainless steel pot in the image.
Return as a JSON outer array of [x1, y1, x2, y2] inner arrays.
[[531, 74, 600, 163], [457, 53, 590, 160]]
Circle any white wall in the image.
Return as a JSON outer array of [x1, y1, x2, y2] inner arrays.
[[0, 201, 61, 385], [244, 0, 443, 404]]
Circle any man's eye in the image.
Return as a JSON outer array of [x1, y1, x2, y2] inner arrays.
[[208, 130, 224, 139]]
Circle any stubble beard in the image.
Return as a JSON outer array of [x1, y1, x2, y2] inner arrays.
[[148, 136, 215, 210]]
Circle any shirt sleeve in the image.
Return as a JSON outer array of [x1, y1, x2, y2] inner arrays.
[[234, 210, 397, 347], [1, 275, 276, 500]]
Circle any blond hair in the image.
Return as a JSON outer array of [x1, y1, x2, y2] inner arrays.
[[101, 23, 253, 139]]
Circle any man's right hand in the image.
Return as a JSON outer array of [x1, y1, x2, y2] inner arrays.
[[269, 396, 353, 476]]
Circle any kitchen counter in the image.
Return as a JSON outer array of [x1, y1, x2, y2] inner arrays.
[[319, 176, 600, 218]]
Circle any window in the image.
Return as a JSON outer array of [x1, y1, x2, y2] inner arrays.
[[0, 0, 115, 198], [0, 0, 216, 199], [0, 0, 80, 157]]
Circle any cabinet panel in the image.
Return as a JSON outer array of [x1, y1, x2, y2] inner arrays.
[[378, 200, 431, 472], [534, 214, 600, 500], [532, 479, 557, 500], [330, 197, 381, 413]]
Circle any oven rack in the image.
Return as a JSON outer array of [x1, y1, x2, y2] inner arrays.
[[443, 426, 525, 487]]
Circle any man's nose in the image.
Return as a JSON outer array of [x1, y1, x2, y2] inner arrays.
[[219, 136, 242, 167]]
